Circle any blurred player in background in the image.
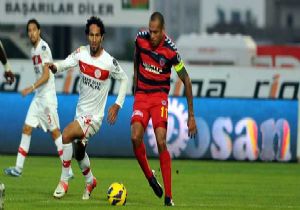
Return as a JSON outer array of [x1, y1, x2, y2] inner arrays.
[[49, 16, 128, 200], [4, 19, 73, 178], [131, 12, 197, 206], [0, 40, 15, 210], [0, 40, 15, 84]]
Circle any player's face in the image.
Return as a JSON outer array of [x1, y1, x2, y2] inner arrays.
[[149, 19, 164, 48], [88, 24, 103, 56], [27, 23, 40, 47]]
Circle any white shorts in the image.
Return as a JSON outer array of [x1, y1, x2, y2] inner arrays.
[[25, 99, 60, 132], [76, 114, 102, 143]]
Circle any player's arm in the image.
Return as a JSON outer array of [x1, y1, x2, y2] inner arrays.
[[47, 49, 80, 74], [22, 45, 53, 97], [175, 60, 197, 138], [21, 64, 50, 97], [0, 41, 15, 85], [133, 47, 139, 94], [0, 41, 9, 67], [107, 59, 129, 125]]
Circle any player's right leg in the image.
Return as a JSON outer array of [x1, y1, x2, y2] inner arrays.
[[131, 97, 153, 182], [4, 124, 33, 177], [51, 128, 74, 180], [151, 98, 174, 205], [5, 100, 39, 177], [131, 121, 163, 198], [73, 116, 100, 200], [131, 95, 163, 198], [74, 141, 97, 200], [54, 120, 84, 199]]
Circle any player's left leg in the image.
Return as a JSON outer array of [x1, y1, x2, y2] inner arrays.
[[151, 95, 174, 206], [51, 128, 64, 161], [74, 140, 97, 200], [154, 127, 174, 206], [46, 110, 64, 161]]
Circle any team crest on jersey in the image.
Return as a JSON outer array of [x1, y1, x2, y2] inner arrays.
[[159, 58, 166, 67], [42, 45, 46, 51], [94, 69, 102, 78], [161, 100, 167, 106]]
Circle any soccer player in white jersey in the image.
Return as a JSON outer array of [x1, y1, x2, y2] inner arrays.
[[4, 19, 73, 178], [49, 16, 128, 200]]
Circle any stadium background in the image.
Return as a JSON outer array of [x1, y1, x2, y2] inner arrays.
[[0, 0, 299, 162], [0, 1, 300, 209], [1, 0, 299, 162]]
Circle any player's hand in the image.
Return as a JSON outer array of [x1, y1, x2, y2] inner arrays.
[[107, 103, 120, 125], [187, 115, 197, 138], [4, 71, 15, 85], [21, 86, 34, 97], [46, 63, 57, 74]]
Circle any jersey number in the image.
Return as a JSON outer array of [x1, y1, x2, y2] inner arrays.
[[160, 106, 168, 119]]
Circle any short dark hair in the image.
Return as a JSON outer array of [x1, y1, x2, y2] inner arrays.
[[150, 12, 165, 28], [85, 16, 105, 36], [27, 19, 40, 32]]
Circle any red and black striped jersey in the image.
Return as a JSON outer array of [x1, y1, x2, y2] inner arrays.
[[135, 30, 185, 94]]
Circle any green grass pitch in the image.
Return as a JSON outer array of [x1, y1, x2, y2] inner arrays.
[[0, 155, 299, 209]]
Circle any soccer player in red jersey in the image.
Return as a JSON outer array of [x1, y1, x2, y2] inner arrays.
[[0, 40, 15, 84], [131, 12, 197, 206]]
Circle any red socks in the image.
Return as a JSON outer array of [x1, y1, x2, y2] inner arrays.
[[134, 142, 152, 179], [134, 143, 172, 198], [160, 149, 172, 198]]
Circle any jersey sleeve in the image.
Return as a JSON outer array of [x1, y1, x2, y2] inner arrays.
[[40, 45, 53, 65], [110, 57, 128, 108], [55, 47, 81, 73], [110, 58, 127, 79], [135, 30, 149, 48]]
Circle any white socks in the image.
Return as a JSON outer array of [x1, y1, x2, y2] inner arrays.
[[78, 153, 93, 184], [16, 134, 31, 172], [60, 143, 73, 182], [54, 135, 63, 161], [60, 142, 94, 184]]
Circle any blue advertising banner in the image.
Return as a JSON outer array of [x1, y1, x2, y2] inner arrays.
[[0, 93, 298, 161]]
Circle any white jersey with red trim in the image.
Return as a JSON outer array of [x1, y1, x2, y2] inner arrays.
[[31, 38, 57, 106], [55, 45, 128, 119]]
